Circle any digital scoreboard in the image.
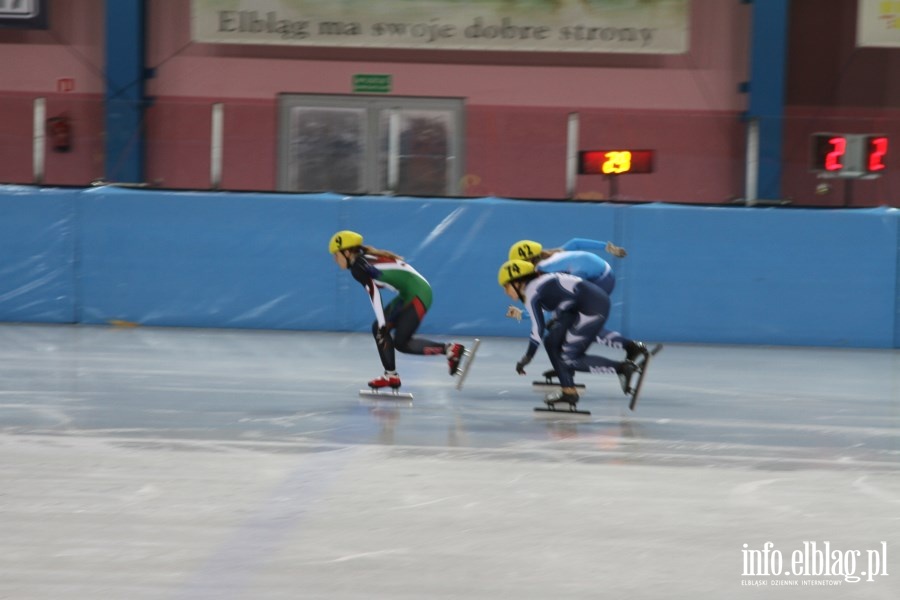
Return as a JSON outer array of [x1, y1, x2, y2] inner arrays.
[[578, 150, 654, 175], [810, 134, 889, 178]]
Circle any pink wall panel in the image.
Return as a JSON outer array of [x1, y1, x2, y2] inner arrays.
[[0, 93, 103, 186], [575, 110, 744, 203], [43, 95, 105, 186], [0, 96, 34, 183], [0, 0, 105, 186], [465, 106, 568, 199], [466, 106, 745, 203], [0, 0, 104, 95], [144, 101, 213, 190], [220, 101, 277, 191], [4, 0, 890, 206], [144, 99, 278, 191]]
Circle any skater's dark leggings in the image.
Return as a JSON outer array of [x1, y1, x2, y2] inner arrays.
[[372, 297, 446, 372], [544, 308, 620, 388]]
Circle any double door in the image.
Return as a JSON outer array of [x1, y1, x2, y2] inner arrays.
[[277, 95, 463, 196]]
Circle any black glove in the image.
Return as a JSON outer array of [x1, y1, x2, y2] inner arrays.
[[515, 355, 531, 375]]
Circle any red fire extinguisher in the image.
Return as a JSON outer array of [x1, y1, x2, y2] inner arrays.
[[46, 114, 72, 153]]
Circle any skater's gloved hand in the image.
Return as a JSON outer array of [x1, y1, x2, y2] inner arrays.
[[515, 355, 531, 375], [606, 242, 627, 258], [506, 305, 523, 322]]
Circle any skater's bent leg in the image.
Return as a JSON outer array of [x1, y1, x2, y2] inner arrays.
[[372, 319, 396, 371], [565, 354, 621, 375], [391, 301, 445, 356], [561, 311, 613, 374], [544, 313, 577, 387], [596, 328, 630, 349]]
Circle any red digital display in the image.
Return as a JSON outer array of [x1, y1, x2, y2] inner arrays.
[[579, 150, 654, 175], [811, 133, 889, 176], [825, 137, 845, 171], [812, 135, 846, 172], [867, 136, 888, 172]]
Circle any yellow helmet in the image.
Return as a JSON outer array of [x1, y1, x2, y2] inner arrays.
[[328, 230, 363, 254], [508, 240, 543, 262], [498, 259, 536, 286]]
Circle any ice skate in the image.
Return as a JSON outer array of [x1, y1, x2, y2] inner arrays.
[[544, 388, 580, 408], [534, 387, 590, 415], [446, 343, 465, 376], [628, 344, 664, 411], [368, 372, 401, 390], [617, 360, 640, 395], [533, 368, 586, 390], [453, 339, 481, 391], [624, 341, 650, 365], [360, 372, 413, 400]]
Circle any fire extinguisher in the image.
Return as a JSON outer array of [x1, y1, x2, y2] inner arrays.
[[46, 114, 72, 153]]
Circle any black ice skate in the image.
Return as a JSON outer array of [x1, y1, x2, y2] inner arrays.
[[624, 341, 650, 365], [534, 388, 590, 416], [532, 368, 586, 391], [617, 360, 640, 395], [625, 344, 664, 411]]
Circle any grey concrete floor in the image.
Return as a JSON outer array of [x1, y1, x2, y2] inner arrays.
[[0, 324, 898, 599]]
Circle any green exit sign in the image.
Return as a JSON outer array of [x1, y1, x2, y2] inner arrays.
[[353, 74, 392, 94]]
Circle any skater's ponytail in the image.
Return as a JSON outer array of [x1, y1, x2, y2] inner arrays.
[[362, 245, 404, 261]]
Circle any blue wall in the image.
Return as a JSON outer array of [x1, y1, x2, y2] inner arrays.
[[0, 186, 77, 323], [1, 185, 898, 348]]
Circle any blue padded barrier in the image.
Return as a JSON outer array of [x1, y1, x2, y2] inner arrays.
[[0, 186, 77, 323], [0, 185, 897, 348], [621, 204, 899, 348], [78, 187, 344, 329], [334, 196, 623, 338]]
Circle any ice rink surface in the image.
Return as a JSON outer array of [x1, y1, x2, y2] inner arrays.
[[0, 324, 898, 599]]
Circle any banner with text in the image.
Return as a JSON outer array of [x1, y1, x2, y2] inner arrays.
[[191, 0, 690, 54], [857, 0, 900, 48]]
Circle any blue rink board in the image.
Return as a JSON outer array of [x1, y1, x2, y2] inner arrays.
[[0, 186, 77, 323], [0, 185, 897, 348]]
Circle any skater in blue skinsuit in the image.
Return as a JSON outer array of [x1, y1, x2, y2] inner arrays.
[[506, 238, 650, 366], [498, 259, 637, 408]]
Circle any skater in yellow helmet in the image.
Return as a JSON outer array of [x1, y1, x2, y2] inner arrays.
[[329, 230, 465, 391], [498, 258, 637, 410], [507, 237, 650, 366]]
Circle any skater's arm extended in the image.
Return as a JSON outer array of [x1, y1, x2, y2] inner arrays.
[[514, 295, 544, 373], [561, 238, 627, 258], [516, 339, 539, 374]]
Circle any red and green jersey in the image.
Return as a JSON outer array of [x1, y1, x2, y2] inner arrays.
[[350, 254, 433, 327]]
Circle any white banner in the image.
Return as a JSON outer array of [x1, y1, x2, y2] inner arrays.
[[191, 0, 690, 54], [857, 0, 900, 48]]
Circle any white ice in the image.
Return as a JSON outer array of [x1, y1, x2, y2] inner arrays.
[[0, 324, 898, 599]]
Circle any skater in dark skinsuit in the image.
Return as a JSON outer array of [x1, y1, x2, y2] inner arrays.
[[329, 230, 465, 390], [507, 238, 650, 366], [498, 259, 637, 408]]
